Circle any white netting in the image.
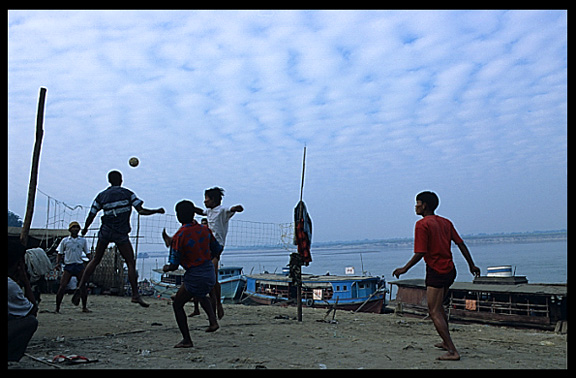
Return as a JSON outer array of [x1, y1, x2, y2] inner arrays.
[[36, 189, 294, 251]]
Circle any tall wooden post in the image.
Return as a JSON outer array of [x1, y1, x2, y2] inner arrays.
[[297, 146, 306, 322], [20, 87, 47, 247]]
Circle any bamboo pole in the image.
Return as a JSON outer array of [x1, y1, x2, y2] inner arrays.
[[20, 87, 47, 247]]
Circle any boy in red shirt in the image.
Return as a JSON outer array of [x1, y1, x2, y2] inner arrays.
[[163, 200, 223, 348], [393, 191, 480, 361]]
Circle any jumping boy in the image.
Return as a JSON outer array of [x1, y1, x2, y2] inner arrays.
[[55, 221, 91, 313], [74, 170, 165, 308], [393, 191, 480, 361], [163, 200, 222, 348], [193, 187, 243, 319]]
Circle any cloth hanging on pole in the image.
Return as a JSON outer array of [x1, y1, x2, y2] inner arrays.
[[294, 200, 312, 266]]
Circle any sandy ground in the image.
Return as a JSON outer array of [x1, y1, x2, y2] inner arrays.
[[8, 293, 567, 370]]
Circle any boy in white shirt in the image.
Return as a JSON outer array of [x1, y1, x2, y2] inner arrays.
[[55, 221, 91, 313], [199, 187, 243, 319]]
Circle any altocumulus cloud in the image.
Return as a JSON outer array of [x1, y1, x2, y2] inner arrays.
[[8, 10, 566, 241]]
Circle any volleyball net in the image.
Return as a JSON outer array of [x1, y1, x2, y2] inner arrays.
[[36, 189, 295, 253]]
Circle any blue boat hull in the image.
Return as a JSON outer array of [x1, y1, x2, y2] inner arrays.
[[243, 273, 388, 313], [151, 267, 246, 303]]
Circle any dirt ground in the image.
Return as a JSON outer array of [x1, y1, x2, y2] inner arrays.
[[8, 294, 567, 369]]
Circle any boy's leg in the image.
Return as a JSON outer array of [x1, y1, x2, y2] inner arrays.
[[211, 257, 224, 319], [427, 286, 460, 360], [172, 285, 194, 347], [55, 270, 72, 312], [197, 294, 219, 333], [75, 270, 90, 312], [188, 298, 201, 317], [72, 239, 107, 306], [117, 241, 149, 307]]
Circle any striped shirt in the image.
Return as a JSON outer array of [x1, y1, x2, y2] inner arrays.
[[89, 186, 143, 234]]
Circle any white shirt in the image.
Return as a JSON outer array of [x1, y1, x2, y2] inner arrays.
[[206, 205, 235, 246], [57, 236, 89, 265]]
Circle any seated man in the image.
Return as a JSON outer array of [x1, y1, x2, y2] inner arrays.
[[8, 239, 39, 362]]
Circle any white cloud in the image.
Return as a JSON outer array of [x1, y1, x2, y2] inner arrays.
[[8, 10, 567, 241]]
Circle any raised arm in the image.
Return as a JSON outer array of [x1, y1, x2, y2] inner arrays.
[[136, 204, 165, 216], [82, 212, 97, 236]]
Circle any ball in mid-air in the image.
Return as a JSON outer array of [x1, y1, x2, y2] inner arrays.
[[129, 157, 139, 167]]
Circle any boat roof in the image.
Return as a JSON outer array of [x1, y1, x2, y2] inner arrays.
[[390, 279, 566, 296], [247, 273, 380, 283], [152, 266, 243, 275]]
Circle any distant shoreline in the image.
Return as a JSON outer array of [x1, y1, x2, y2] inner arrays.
[[138, 230, 567, 256], [312, 230, 567, 249]]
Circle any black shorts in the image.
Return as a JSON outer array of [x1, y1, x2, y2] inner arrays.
[[64, 263, 85, 276], [98, 224, 130, 245], [425, 265, 456, 288]]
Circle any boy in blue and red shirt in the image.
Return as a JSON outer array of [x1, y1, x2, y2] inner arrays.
[[393, 191, 480, 361], [163, 200, 223, 348]]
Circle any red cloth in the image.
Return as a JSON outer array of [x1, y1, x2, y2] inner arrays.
[[296, 219, 312, 266], [414, 215, 463, 274], [294, 201, 312, 266]]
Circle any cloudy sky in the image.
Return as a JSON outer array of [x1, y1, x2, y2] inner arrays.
[[8, 10, 567, 243]]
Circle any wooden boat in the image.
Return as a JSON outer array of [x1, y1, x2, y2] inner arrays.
[[390, 277, 567, 330], [243, 273, 387, 313], [151, 266, 246, 302]]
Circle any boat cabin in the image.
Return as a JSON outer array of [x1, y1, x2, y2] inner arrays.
[[391, 278, 567, 330]]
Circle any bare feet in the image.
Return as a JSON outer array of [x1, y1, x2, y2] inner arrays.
[[434, 342, 448, 350], [205, 324, 219, 333], [174, 339, 193, 348], [188, 310, 201, 317], [131, 297, 150, 308], [82, 307, 92, 313], [437, 351, 460, 361], [434, 342, 460, 360]]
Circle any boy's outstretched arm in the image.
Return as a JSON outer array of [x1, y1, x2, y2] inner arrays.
[[456, 242, 481, 277], [231, 205, 244, 213], [393, 253, 425, 279]]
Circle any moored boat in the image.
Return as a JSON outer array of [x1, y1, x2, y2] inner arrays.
[[390, 276, 567, 330], [151, 266, 246, 302], [242, 272, 388, 313]]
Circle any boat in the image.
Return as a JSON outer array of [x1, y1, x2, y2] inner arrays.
[[486, 265, 514, 277], [242, 272, 388, 313], [390, 275, 567, 330], [151, 266, 246, 303]]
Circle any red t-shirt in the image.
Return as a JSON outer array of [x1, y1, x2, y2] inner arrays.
[[168, 222, 217, 269], [414, 215, 463, 274]]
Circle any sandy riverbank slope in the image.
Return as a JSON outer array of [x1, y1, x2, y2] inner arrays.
[[9, 294, 566, 369]]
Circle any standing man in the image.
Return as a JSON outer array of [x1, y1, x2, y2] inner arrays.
[[393, 191, 480, 361], [73, 170, 165, 308], [55, 221, 91, 313]]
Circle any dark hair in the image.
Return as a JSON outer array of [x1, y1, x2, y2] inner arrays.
[[108, 170, 123, 186], [204, 187, 225, 205], [175, 200, 196, 224], [416, 191, 439, 212]]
